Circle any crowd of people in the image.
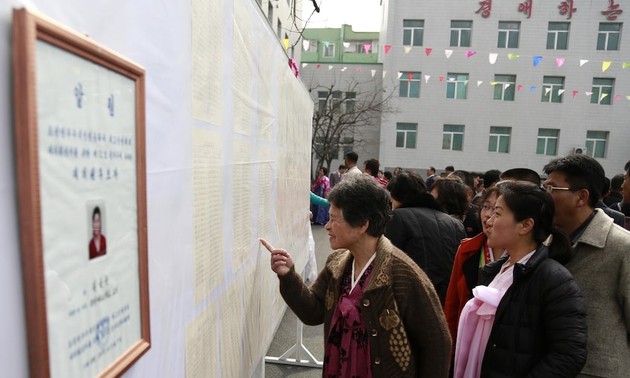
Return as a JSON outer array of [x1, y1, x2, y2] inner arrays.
[[266, 151, 630, 377]]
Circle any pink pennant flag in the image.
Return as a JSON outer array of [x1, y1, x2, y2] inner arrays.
[[572, 90, 578, 98], [439, 76, 445, 82], [556, 58, 565, 67], [364, 43, 372, 54], [425, 48, 433, 56], [465, 50, 477, 58], [585, 91, 593, 97], [408, 72, 413, 80], [384, 45, 392, 54], [355, 67, 362, 72], [316, 64, 321, 69], [517, 84, 523, 91], [614, 94, 622, 102]]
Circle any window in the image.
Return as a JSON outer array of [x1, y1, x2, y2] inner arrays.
[[488, 126, 511, 153], [446, 73, 468, 99], [493, 75, 516, 101], [399, 72, 421, 98], [498, 22, 520, 48], [542, 76, 565, 103], [597, 23, 622, 50], [323, 42, 335, 57], [591, 78, 614, 105], [586, 130, 608, 158], [443, 124, 464, 151], [317, 91, 327, 113], [306, 40, 318, 52], [396, 123, 417, 149], [547, 22, 569, 50], [345, 92, 356, 113], [450, 21, 472, 47], [536, 128, 559, 155], [344, 40, 376, 53], [403, 20, 424, 46], [331, 91, 342, 112], [267, 2, 273, 25]]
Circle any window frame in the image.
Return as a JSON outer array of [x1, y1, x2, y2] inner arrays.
[[585, 130, 608, 158], [597, 23, 622, 51], [536, 128, 559, 156], [547, 22, 570, 50], [442, 124, 465, 151], [450, 20, 472, 47], [497, 21, 520, 48], [488, 126, 511, 153], [493, 74, 516, 101], [446, 73, 469, 100], [403, 20, 425, 46], [396, 122, 418, 149], [591, 78, 614, 105], [541, 76, 565, 103], [323, 42, 335, 57], [399, 71, 421, 98]]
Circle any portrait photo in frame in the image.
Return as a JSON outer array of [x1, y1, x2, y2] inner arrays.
[[12, 8, 150, 378]]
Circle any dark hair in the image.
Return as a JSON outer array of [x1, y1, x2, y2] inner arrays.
[[432, 177, 469, 219], [451, 170, 475, 191], [625, 160, 630, 172], [601, 176, 611, 199], [320, 167, 329, 176], [478, 186, 499, 216], [387, 171, 442, 210], [495, 181, 572, 263], [338, 164, 347, 170], [611, 173, 624, 191], [445, 165, 455, 172], [92, 206, 101, 220], [543, 154, 605, 208], [384, 171, 393, 181], [500, 168, 541, 186], [344, 151, 358, 164], [327, 175, 391, 237], [428, 166, 436, 174], [483, 169, 502, 189], [364, 159, 380, 177]]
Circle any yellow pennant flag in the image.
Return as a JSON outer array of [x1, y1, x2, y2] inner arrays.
[[283, 38, 289, 50], [623, 62, 630, 69], [508, 53, 520, 60], [602, 61, 612, 72]]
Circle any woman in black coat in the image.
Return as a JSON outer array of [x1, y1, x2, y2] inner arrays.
[[454, 181, 587, 377], [384, 171, 466, 304]]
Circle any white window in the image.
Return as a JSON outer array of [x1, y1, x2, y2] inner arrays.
[[547, 22, 569, 50], [403, 20, 424, 46], [488, 126, 511, 153], [446, 73, 468, 100], [536, 128, 559, 155], [586, 131, 608, 158], [493, 74, 516, 101], [443, 124, 464, 151], [498, 21, 520, 48], [323, 42, 335, 57], [306, 40, 318, 52], [450, 21, 472, 47], [591, 78, 614, 105], [542, 76, 565, 103], [345, 92, 356, 113], [396, 123, 417, 149], [597, 23, 621, 50], [399, 72, 421, 98]]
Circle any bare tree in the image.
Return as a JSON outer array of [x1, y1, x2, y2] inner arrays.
[[310, 78, 396, 179]]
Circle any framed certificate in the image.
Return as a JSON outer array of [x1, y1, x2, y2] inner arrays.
[[12, 8, 150, 377]]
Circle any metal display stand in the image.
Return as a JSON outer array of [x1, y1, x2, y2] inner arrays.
[[264, 318, 323, 368]]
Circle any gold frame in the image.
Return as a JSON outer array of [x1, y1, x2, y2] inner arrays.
[[12, 8, 150, 377]]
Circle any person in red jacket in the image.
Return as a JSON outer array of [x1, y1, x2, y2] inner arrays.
[[89, 206, 107, 259]]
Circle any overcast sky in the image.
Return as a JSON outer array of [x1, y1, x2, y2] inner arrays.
[[301, 0, 383, 32]]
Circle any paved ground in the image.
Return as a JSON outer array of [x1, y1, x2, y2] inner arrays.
[[264, 224, 329, 377]]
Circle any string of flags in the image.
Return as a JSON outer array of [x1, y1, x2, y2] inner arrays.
[[301, 46, 630, 102]]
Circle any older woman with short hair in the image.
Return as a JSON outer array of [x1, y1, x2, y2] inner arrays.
[[262, 175, 451, 377]]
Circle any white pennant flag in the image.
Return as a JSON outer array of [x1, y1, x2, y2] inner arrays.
[[477, 81, 483, 87], [445, 50, 453, 59], [545, 87, 552, 95], [341, 66, 347, 71], [371, 69, 376, 78], [504, 83, 511, 89], [585, 91, 593, 96], [489, 53, 498, 64], [328, 65, 333, 70], [424, 75, 431, 83], [579, 59, 588, 67], [558, 89, 565, 95], [303, 40, 310, 51], [600, 93, 609, 102], [382, 70, 387, 78], [343, 42, 350, 48], [397, 72, 403, 79], [404, 46, 412, 54], [302, 63, 308, 68]]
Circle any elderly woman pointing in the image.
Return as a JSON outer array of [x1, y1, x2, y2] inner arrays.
[[261, 175, 451, 377]]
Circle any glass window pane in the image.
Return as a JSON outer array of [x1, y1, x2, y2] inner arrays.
[[557, 33, 568, 49], [498, 32, 506, 48], [546, 33, 555, 49], [536, 139, 545, 154], [457, 83, 466, 99], [508, 32, 519, 48], [446, 83, 455, 98], [409, 82, 420, 97], [396, 132, 405, 147], [499, 136, 509, 153], [461, 30, 471, 47], [494, 85, 502, 100], [442, 134, 452, 149], [489, 136, 497, 152], [547, 139, 557, 155], [407, 132, 417, 148], [594, 141, 605, 157], [403, 30, 411, 45], [597, 34, 606, 50], [399, 81, 409, 97], [414, 30, 424, 46], [585, 140, 594, 155], [450, 31, 458, 46], [609, 33, 620, 50], [453, 134, 463, 150]]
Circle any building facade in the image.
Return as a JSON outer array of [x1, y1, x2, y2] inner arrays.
[[378, 0, 630, 177], [256, 0, 304, 61], [300, 25, 384, 175]]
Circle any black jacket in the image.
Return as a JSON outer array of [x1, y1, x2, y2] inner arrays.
[[479, 245, 587, 377], [384, 206, 466, 304]]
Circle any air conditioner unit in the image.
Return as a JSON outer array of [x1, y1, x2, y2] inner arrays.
[[572, 146, 587, 154]]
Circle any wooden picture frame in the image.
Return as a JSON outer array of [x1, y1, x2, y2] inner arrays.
[[12, 8, 150, 377]]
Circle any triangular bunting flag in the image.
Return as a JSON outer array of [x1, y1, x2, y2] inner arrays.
[[558, 89, 565, 95], [533, 56, 543, 67], [439, 76, 445, 82], [545, 87, 552, 95], [489, 81, 498, 86], [364, 43, 372, 54], [397, 72, 403, 79], [303, 40, 310, 51], [316, 64, 321, 69], [623, 62, 630, 69], [341, 67, 347, 72], [517, 84, 523, 91], [530, 86, 536, 92], [602, 61, 612, 72], [383, 70, 387, 78], [556, 58, 565, 67], [282, 38, 289, 50], [600, 93, 609, 102], [465, 50, 477, 58], [585, 91, 593, 96], [355, 67, 362, 72], [489, 53, 498, 64], [626, 95, 630, 101], [504, 83, 511, 89], [371, 69, 376, 77], [408, 72, 413, 80], [384, 45, 392, 54], [404, 46, 412, 54], [445, 49, 453, 58], [302, 63, 308, 68], [328, 65, 333, 70], [424, 75, 431, 83], [477, 81, 483, 87], [425, 48, 433, 56], [579, 59, 588, 67], [508, 54, 520, 60], [448, 77, 456, 82], [343, 42, 350, 48], [572, 90, 578, 97], [614, 94, 622, 102]]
